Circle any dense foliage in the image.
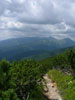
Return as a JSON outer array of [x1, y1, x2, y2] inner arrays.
[[0, 59, 45, 100], [0, 49, 75, 100], [40, 49, 75, 73]]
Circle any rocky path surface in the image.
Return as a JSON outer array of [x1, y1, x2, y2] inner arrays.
[[43, 74, 62, 100]]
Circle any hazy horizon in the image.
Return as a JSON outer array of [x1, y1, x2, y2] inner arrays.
[[0, 36, 75, 42]]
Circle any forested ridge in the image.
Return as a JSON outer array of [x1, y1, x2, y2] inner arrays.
[[0, 49, 75, 100], [0, 37, 75, 61]]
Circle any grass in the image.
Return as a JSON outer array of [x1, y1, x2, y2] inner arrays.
[[48, 70, 75, 100]]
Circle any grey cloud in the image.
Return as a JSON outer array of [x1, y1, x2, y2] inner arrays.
[[0, 0, 75, 40]]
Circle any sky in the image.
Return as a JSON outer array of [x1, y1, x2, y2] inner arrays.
[[0, 0, 75, 40]]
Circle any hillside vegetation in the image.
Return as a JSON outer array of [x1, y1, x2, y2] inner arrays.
[[0, 49, 75, 100], [48, 70, 75, 100]]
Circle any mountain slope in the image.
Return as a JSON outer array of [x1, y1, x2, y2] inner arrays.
[[0, 37, 75, 61]]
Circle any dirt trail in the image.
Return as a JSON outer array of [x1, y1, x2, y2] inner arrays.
[[43, 74, 62, 100]]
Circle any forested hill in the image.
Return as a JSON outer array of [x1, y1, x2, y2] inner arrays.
[[0, 37, 75, 61], [0, 49, 75, 100]]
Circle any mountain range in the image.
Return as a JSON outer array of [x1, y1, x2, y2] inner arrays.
[[0, 37, 75, 61]]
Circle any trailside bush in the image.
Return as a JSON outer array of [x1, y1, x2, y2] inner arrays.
[[0, 59, 45, 100]]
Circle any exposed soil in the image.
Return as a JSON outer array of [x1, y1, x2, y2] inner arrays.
[[43, 74, 62, 100]]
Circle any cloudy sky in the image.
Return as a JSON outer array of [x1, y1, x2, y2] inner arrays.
[[0, 0, 75, 40]]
